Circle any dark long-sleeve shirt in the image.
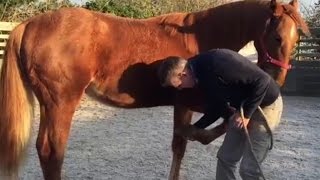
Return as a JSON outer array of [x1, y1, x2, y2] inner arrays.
[[189, 49, 280, 129]]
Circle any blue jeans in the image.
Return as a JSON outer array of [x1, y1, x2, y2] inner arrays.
[[216, 95, 283, 180]]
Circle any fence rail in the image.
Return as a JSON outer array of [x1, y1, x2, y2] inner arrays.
[[295, 27, 320, 61], [0, 22, 19, 62]]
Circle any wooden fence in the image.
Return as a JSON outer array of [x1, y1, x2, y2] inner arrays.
[[282, 27, 320, 96], [295, 28, 320, 61], [0, 22, 19, 64]]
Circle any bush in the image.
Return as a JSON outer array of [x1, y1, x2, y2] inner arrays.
[[83, 0, 227, 18], [0, 0, 76, 22], [83, 0, 154, 18], [0, 0, 227, 21]]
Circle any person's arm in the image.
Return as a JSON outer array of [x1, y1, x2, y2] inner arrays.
[[242, 74, 271, 119], [193, 102, 233, 129], [210, 50, 274, 119], [193, 111, 221, 129], [231, 74, 274, 129], [193, 77, 235, 129]]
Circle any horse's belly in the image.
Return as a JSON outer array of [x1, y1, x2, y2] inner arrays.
[[85, 80, 175, 108]]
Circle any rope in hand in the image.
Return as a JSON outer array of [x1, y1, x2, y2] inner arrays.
[[239, 104, 274, 180]]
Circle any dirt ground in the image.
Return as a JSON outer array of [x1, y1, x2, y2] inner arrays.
[[17, 95, 320, 180]]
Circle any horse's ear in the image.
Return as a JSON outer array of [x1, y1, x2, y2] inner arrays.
[[270, 0, 283, 17], [270, 0, 277, 9], [289, 0, 299, 11]]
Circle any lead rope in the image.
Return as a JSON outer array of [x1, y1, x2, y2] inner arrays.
[[240, 103, 274, 180]]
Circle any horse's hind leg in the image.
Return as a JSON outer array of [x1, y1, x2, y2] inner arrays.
[[36, 93, 83, 180], [169, 105, 193, 180]]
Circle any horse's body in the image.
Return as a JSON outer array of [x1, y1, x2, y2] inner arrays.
[[18, 4, 268, 108], [0, 0, 309, 179]]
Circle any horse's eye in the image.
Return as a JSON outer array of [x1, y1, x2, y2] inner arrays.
[[275, 36, 282, 43]]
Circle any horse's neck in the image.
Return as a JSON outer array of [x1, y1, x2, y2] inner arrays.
[[186, 1, 271, 52]]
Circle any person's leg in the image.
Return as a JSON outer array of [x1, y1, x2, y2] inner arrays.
[[240, 95, 283, 180], [216, 120, 246, 180]]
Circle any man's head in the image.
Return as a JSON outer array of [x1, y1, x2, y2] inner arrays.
[[158, 56, 196, 89]]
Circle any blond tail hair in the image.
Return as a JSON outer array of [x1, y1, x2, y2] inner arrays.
[[0, 23, 34, 176]]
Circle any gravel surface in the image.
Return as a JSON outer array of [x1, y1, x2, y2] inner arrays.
[[17, 95, 320, 180]]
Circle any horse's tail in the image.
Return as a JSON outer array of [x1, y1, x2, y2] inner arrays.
[[0, 23, 34, 175]]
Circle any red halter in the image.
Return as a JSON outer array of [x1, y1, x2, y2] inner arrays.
[[258, 18, 292, 70]]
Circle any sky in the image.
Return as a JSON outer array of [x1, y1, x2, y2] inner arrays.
[[301, 0, 317, 7]]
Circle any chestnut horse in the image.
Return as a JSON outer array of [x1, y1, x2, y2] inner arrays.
[[0, 0, 309, 179]]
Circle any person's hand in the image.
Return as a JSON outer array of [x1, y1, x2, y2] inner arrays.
[[228, 106, 237, 113], [230, 112, 250, 129]]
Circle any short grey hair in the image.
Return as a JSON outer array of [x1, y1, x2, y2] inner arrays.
[[157, 56, 187, 86]]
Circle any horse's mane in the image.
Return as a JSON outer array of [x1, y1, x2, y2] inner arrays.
[[190, 0, 310, 36], [115, 0, 310, 39], [232, 0, 310, 36], [281, 4, 310, 36]]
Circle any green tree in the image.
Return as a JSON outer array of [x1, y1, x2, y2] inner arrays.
[[308, 0, 320, 27], [303, 1, 320, 55]]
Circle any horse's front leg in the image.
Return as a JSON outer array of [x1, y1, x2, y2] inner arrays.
[[168, 105, 193, 180], [176, 120, 228, 145]]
